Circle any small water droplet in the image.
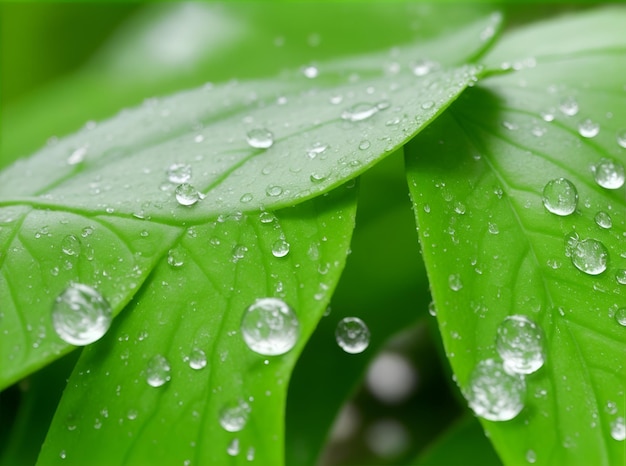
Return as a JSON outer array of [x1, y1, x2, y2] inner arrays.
[[59, 450, 67, 460], [310, 172, 327, 183], [526, 449, 537, 464], [127, 409, 138, 420], [411, 59, 438, 77], [232, 244, 248, 262], [259, 211, 276, 224], [358, 140, 371, 150], [227, 438, 240, 456], [428, 301, 437, 317], [559, 96, 578, 116], [246, 446, 255, 461], [265, 185, 283, 197], [496, 315, 545, 375], [615, 308, 626, 327], [611, 416, 625, 441], [464, 358, 526, 422], [175, 183, 201, 206], [616, 129, 626, 148], [568, 237, 608, 275], [448, 274, 463, 291], [219, 399, 251, 432], [592, 158, 625, 189], [578, 118, 600, 138], [167, 249, 184, 267], [240, 193, 254, 204], [146, 354, 171, 387], [594, 211, 612, 229], [246, 128, 274, 149], [341, 103, 379, 122], [61, 235, 81, 256], [540, 110, 555, 122], [52, 284, 112, 346], [167, 163, 192, 184], [188, 348, 207, 370], [335, 317, 370, 354], [67, 145, 88, 165], [306, 142, 329, 159], [271, 239, 290, 258], [241, 298, 299, 356], [615, 269, 626, 285], [421, 100, 435, 110], [542, 178, 578, 216], [302, 64, 318, 79]]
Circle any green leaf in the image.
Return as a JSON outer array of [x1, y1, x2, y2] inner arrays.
[[405, 7, 626, 466], [37, 186, 356, 466], [0, 10, 500, 389]]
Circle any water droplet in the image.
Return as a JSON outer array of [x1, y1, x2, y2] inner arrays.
[[542, 178, 578, 216], [265, 185, 283, 197], [421, 100, 435, 110], [219, 399, 251, 432], [175, 183, 201, 206], [335, 317, 370, 354], [428, 301, 437, 317], [559, 96, 578, 116], [611, 416, 625, 441], [61, 235, 81, 256], [146, 354, 171, 387], [227, 438, 240, 456], [616, 269, 626, 285], [271, 239, 290, 258], [496, 315, 545, 375], [240, 193, 253, 204], [448, 274, 463, 291], [167, 249, 184, 267], [594, 211, 612, 229], [615, 308, 626, 327], [246, 446, 255, 461], [167, 163, 192, 184], [592, 158, 625, 189], [241, 298, 299, 356], [232, 244, 248, 262], [67, 145, 88, 165], [358, 140, 371, 151], [464, 358, 526, 422], [568, 238, 608, 275], [411, 59, 438, 77], [341, 103, 379, 122], [310, 172, 326, 183], [578, 118, 600, 138], [246, 128, 274, 149], [302, 65, 318, 79], [540, 110, 555, 122], [306, 142, 329, 159], [188, 348, 207, 370], [526, 449, 537, 464], [617, 129, 626, 148], [259, 211, 276, 224], [52, 284, 112, 346]]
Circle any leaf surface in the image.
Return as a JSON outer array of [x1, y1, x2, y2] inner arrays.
[[37, 186, 356, 466], [406, 7, 626, 465]]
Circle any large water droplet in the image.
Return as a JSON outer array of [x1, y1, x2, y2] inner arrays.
[[271, 239, 290, 258], [611, 416, 625, 441], [241, 298, 299, 356], [464, 358, 526, 422], [167, 163, 192, 184], [616, 269, 626, 285], [52, 284, 112, 346], [496, 315, 545, 375], [246, 128, 274, 149], [265, 185, 283, 197], [188, 348, 207, 370], [592, 158, 625, 189], [577, 118, 600, 138], [219, 399, 251, 432], [594, 211, 612, 229], [542, 178, 578, 216], [341, 103, 379, 122], [167, 248, 184, 267], [568, 237, 608, 275], [146, 354, 171, 387], [615, 308, 626, 327], [448, 274, 463, 291], [335, 317, 370, 354], [175, 183, 201, 206], [559, 96, 578, 116], [61, 235, 81, 256]]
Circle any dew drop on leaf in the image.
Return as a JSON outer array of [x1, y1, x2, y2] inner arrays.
[[594, 211, 612, 229], [188, 348, 207, 370], [592, 158, 625, 189], [265, 185, 283, 197], [615, 308, 626, 327], [335, 317, 370, 354], [611, 416, 625, 441], [448, 274, 463, 291], [542, 178, 578, 216], [617, 129, 626, 149], [302, 64, 319, 79], [496, 315, 545, 375], [526, 449, 537, 464], [61, 234, 81, 256], [227, 438, 240, 457], [558, 96, 578, 116], [241, 298, 299, 356], [341, 103, 379, 122], [358, 140, 371, 150], [52, 283, 112, 346], [411, 59, 438, 76], [145, 354, 171, 387], [167, 248, 184, 267], [271, 239, 290, 258], [577, 118, 600, 138], [464, 358, 526, 422], [246, 447, 255, 461], [306, 142, 329, 159], [219, 399, 251, 432], [240, 192, 254, 204], [166, 163, 192, 184], [567, 237, 609, 275], [246, 128, 274, 149], [616, 269, 626, 285], [175, 183, 201, 206]]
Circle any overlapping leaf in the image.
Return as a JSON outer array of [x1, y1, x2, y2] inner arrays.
[[406, 7, 626, 465]]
